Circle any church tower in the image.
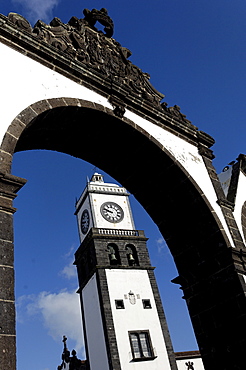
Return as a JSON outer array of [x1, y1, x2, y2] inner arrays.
[[74, 173, 177, 370]]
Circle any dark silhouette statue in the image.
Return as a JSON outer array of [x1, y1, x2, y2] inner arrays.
[[57, 336, 87, 370]]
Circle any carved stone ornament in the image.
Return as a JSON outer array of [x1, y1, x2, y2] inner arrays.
[[108, 95, 126, 118], [128, 290, 136, 305], [7, 9, 165, 109], [83, 8, 114, 38], [161, 102, 193, 126], [8, 12, 32, 33]]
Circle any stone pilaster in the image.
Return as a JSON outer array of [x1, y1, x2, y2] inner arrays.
[[0, 172, 26, 370]]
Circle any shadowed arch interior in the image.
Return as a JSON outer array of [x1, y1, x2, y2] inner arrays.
[[9, 100, 229, 275], [2, 98, 242, 369]]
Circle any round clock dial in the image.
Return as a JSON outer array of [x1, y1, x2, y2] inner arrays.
[[100, 202, 124, 223], [81, 209, 90, 234]]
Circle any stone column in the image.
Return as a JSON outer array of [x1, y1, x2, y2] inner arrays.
[[0, 172, 26, 370]]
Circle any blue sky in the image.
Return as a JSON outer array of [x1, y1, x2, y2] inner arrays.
[[1, 0, 246, 369]]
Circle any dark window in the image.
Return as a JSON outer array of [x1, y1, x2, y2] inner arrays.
[[129, 331, 156, 361], [107, 243, 121, 265], [115, 300, 125, 309], [142, 299, 152, 309], [125, 244, 139, 266]]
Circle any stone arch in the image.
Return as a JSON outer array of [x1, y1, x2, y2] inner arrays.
[[1, 96, 232, 272], [2, 97, 229, 257], [1, 97, 245, 370]]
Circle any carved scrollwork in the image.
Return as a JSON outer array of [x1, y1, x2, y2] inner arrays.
[[33, 18, 75, 54], [83, 8, 114, 38], [7, 9, 169, 111], [8, 12, 32, 33]]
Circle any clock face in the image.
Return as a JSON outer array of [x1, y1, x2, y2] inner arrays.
[[81, 209, 90, 234], [100, 202, 124, 223]]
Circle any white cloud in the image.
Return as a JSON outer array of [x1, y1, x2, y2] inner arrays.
[[60, 259, 77, 279], [156, 237, 166, 253], [60, 246, 77, 279], [64, 246, 76, 259], [12, 0, 60, 24], [17, 290, 84, 355]]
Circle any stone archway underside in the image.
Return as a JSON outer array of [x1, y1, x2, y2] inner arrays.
[[1, 98, 246, 369]]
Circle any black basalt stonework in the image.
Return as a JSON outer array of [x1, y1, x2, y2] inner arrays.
[[0, 173, 26, 369], [0, 6, 246, 370], [242, 202, 246, 242]]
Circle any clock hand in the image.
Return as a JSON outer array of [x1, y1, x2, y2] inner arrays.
[[106, 208, 114, 213]]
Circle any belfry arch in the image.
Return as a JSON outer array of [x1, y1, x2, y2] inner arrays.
[[0, 8, 246, 370]]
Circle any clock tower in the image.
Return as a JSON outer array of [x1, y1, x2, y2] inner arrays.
[[74, 173, 177, 370]]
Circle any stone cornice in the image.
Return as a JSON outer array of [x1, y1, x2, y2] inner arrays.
[[0, 172, 26, 214]]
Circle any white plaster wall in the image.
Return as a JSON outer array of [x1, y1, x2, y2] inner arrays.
[[0, 41, 234, 246], [233, 171, 246, 245], [106, 269, 172, 369], [82, 274, 109, 370], [0, 42, 112, 142], [176, 357, 204, 370]]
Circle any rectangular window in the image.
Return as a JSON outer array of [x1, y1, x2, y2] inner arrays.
[[142, 299, 152, 309], [129, 331, 155, 361], [115, 299, 125, 309]]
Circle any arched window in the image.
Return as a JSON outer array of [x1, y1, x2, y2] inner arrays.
[[125, 244, 139, 266], [107, 243, 121, 265]]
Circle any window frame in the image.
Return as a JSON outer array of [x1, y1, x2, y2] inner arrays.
[[128, 330, 156, 362]]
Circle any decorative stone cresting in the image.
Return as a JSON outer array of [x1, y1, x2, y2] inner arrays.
[[7, 8, 191, 126], [7, 10, 161, 106]]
